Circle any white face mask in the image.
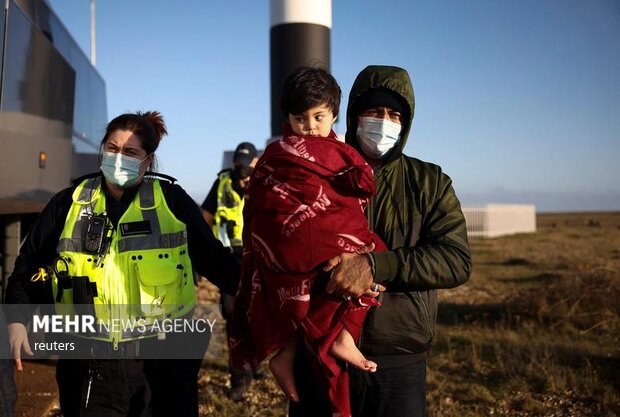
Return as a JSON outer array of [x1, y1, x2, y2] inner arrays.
[[100, 151, 147, 188], [356, 117, 401, 159]]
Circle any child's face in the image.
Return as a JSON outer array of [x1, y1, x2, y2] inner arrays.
[[288, 104, 336, 137]]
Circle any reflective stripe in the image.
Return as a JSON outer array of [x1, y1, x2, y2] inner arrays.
[[139, 180, 156, 208], [117, 231, 187, 253], [60, 177, 102, 254], [119, 179, 164, 251], [96, 325, 179, 339], [71, 214, 89, 243], [63, 180, 175, 253], [57, 238, 83, 252], [141, 206, 161, 236], [137, 179, 161, 236], [56, 215, 90, 253], [77, 177, 101, 203], [65, 306, 191, 342]]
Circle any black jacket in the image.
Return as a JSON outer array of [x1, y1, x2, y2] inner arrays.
[[345, 66, 472, 361]]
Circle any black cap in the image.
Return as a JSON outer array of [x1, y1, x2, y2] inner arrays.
[[353, 88, 408, 120], [233, 142, 257, 166]]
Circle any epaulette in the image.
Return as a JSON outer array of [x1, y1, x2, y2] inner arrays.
[[217, 168, 233, 176], [71, 171, 102, 186], [144, 171, 177, 184]]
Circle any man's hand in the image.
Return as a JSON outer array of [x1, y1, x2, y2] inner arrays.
[[324, 252, 385, 298], [8, 323, 33, 371]]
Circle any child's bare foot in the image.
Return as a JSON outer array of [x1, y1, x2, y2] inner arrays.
[[330, 328, 377, 372], [269, 344, 299, 402]]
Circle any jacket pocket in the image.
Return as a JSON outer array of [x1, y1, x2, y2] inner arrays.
[[412, 290, 437, 343], [134, 259, 182, 312], [360, 290, 437, 355]]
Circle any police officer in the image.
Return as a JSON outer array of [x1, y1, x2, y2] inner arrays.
[[200, 142, 262, 400], [201, 142, 258, 252], [6, 111, 239, 417]]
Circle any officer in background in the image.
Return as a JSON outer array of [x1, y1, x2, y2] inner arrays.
[[200, 142, 262, 400]]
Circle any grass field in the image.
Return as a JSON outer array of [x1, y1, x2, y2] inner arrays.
[[16, 212, 620, 416], [196, 212, 620, 416]]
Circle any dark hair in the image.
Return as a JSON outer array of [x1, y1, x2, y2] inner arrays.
[[280, 66, 341, 117], [100, 111, 167, 170]]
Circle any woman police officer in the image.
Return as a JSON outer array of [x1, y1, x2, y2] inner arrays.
[[5, 111, 239, 416]]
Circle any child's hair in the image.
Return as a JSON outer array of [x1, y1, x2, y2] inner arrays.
[[280, 66, 341, 117]]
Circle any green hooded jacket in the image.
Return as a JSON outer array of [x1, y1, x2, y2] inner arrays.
[[346, 65, 472, 359]]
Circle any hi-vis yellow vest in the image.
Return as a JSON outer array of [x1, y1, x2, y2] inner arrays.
[[54, 177, 195, 346], [212, 171, 244, 247]]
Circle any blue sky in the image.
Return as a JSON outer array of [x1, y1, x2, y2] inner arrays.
[[48, 0, 620, 212]]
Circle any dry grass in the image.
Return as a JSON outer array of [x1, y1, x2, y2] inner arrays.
[[428, 212, 620, 417], [195, 212, 620, 416]]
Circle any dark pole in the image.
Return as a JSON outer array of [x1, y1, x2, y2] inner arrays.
[[269, 0, 332, 139]]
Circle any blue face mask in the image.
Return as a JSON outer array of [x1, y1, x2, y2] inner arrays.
[[356, 117, 402, 159], [100, 152, 147, 188]]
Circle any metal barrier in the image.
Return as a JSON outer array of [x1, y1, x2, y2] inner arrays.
[[462, 204, 536, 238]]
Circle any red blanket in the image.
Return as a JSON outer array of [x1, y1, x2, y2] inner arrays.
[[230, 127, 385, 416]]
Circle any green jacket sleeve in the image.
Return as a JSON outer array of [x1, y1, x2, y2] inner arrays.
[[372, 171, 472, 290]]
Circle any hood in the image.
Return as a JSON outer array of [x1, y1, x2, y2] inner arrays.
[[345, 65, 415, 164]]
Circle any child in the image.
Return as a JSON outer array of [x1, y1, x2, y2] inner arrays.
[[230, 67, 386, 416]]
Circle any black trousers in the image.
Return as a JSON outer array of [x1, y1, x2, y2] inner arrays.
[[145, 359, 203, 417], [56, 358, 203, 417], [288, 347, 427, 417], [56, 359, 150, 417], [349, 359, 427, 417]]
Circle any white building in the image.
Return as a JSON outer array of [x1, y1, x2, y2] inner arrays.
[[462, 204, 536, 238]]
